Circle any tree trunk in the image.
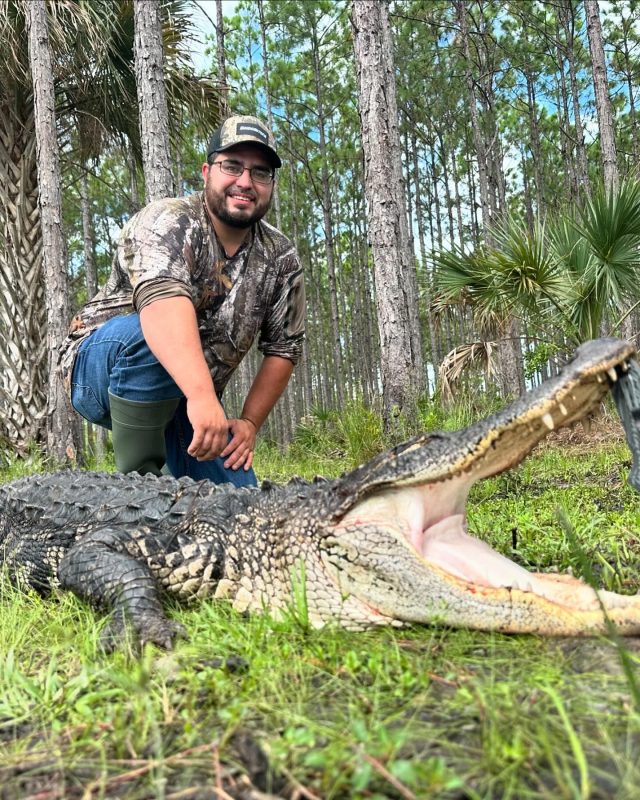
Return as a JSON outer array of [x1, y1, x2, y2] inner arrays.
[[525, 67, 545, 218], [215, 0, 227, 87], [449, 144, 465, 249], [309, 15, 344, 409], [26, 0, 79, 464], [258, 0, 282, 227], [584, 0, 619, 193], [554, 14, 574, 203], [621, 21, 639, 165], [456, 0, 492, 236], [0, 102, 47, 455], [351, 0, 424, 430], [560, 0, 590, 198], [285, 119, 312, 416], [411, 135, 440, 379], [436, 129, 455, 246], [80, 169, 97, 298], [133, 0, 175, 202], [80, 167, 107, 460]]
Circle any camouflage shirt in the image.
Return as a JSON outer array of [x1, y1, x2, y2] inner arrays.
[[59, 193, 305, 396]]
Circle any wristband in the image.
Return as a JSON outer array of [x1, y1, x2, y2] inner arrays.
[[241, 416, 258, 430]]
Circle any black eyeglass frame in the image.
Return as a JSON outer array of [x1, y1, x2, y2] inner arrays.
[[209, 158, 276, 185]]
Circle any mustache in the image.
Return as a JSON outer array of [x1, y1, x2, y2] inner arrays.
[[226, 189, 257, 201]]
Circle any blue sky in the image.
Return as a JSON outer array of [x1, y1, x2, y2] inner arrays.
[[192, 1, 239, 72]]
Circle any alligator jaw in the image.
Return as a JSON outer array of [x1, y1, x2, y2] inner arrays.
[[333, 338, 637, 511], [323, 338, 640, 636]]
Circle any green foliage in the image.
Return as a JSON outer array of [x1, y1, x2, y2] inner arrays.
[[435, 179, 640, 348], [284, 400, 385, 474], [571, 181, 640, 337], [523, 341, 561, 381]]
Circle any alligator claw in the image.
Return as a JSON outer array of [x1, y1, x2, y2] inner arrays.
[[140, 618, 187, 650], [100, 612, 186, 652]]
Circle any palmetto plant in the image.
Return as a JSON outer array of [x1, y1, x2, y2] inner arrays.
[[433, 216, 564, 397], [433, 180, 640, 391], [555, 180, 640, 340], [0, 0, 221, 458]]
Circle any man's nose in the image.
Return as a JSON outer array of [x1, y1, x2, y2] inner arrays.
[[234, 168, 254, 189]]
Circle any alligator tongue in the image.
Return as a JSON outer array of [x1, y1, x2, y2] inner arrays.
[[612, 358, 640, 492]]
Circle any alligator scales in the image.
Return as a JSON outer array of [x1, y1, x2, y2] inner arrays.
[[2, 338, 640, 649]]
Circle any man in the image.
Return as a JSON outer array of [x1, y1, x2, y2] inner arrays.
[[59, 115, 305, 486]]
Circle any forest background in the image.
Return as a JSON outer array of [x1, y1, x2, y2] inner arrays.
[[1, 0, 639, 465]]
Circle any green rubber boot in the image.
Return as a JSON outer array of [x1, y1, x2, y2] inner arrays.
[[108, 392, 180, 476]]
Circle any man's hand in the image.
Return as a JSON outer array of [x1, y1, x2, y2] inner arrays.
[[221, 417, 258, 471], [140, 297, 230, 462], [186, 393, 229, 461]]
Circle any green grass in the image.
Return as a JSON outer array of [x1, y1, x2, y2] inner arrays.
[[1, 407, 640, 798]]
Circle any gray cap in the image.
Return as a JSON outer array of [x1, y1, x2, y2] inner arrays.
[[207, 114, 281, 168]]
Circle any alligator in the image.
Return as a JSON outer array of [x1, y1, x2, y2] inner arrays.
[[1, 338, 640, 650]]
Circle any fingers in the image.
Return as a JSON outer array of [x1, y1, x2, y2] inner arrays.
[[222, 418, 257, 470], [223, 442, 254, 471], [186, 396, 229, 460], [185, 406, 258, 467], [188, 425, 228, 460]]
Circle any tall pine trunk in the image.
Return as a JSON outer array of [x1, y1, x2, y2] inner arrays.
[[133, 0, 174, 202], [584, 0, 618, 193], [309, 15, 344, 409], [560, 0, 590, 198], [26, 0, 79, 464], [351, 0, 424, 430], [456, 0, 492, 235]]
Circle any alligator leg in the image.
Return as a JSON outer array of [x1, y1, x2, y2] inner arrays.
[[58, 526, 185, 651]]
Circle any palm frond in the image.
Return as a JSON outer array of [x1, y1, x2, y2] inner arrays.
[[575, 180, 640, 307], [0, 1, 29, 85], [432, 215, 568, 333], [490, 217, 569, 310], [438, 341, 499, 404], [548, 180, 640, 339]]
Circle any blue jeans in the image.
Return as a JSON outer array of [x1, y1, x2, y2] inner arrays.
[[70, 314, 257, 487]]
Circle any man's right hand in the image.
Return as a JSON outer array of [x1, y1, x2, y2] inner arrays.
[[140, 297, 229, 462], [186, 393, 229, 461]]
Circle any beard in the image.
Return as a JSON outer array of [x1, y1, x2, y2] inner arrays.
[[204, 179, 272, 229]]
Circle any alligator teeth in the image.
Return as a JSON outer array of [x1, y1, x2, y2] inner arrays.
[[607, 367, 618, 382], [622, 360, 630, 372], [596, 374, 605, 383], [542, 413, 555, 430], [558, 403, 568, 416]]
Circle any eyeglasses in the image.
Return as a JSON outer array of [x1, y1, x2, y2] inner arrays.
[[211, 159, 275, 185]]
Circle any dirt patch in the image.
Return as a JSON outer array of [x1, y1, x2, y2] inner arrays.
[[542, 413, 626, 448], [0, 729, 286, 800], [552, 637, 640, 677]]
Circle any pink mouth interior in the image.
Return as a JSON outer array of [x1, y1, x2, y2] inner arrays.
[[337, 479, 621, 610]]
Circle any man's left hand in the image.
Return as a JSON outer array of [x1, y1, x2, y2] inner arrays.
[[222, 417, 258, 470]]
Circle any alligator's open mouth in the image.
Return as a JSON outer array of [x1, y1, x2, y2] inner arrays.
[[330, 339, 640, 625]]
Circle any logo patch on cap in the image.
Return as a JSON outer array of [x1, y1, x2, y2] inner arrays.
[[236, 123, 269, 144]]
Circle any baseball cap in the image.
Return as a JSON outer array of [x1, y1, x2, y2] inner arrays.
[[207, 115, 281, 168]]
